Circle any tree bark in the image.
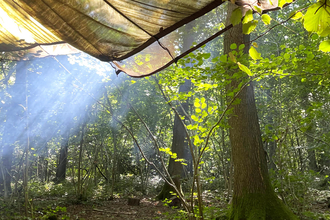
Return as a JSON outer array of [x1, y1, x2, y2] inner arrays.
[[157, 21, 194, 200], [224, 3, 298, 219], [77, 124, 85, 199], [157, 80, 190, 200], [55, 134, 69, 183]]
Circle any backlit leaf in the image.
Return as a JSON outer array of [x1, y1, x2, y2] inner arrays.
[[319, 40, 330, 52], [237, 62, 253, 76], [261, 14, 271, 25], [243, 10, 253, 24], [254, 6, 262, 14], [304, 1, 330, 34], [290, 11, 303, 20], [249, 47, 262, 60], [243, 20, 258, 34], [279, 0, 293, 8]]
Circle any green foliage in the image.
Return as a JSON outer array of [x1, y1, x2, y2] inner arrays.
[[230, 8, 242, 26], [319, 40, 330, 52], [303, 0, 330, 52], [243, 10, 254, 24], [279, 0, 294, 7], [243, 20, 258, 34], [249, 46, 262, 60], [39, 206, 69, 220], [261, 14, 272, 25]]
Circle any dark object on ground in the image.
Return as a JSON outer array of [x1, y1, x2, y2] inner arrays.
[[128, 198, 140, 206], [47, 214, 58, 220], [169, 197, 181, 208]]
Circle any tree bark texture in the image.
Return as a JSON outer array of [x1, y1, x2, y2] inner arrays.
[[55, 135, 69, 183], [157, 79, 191, 200], [224, 3, 298, 219]]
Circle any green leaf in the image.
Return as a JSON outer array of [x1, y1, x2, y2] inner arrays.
[[230, 43, 237, 50], [290, 11, 303, 20], [279, 0, 293, 8], [319, 27, 330, 37], [304, 1, 330, 34], [243, 10, 253, 24], [201, 103, 207, 109], [229, 52, 237, 63], [203, 53, 211, 59], [194, 102, 200, 108], [237, 62, 253, 76], [319, 40, 330, 52], [243, 20, 258, 34], [230, 8, 242, 26], [239, 44, 246, 50], [249, 47, 262, 60], [261, 14, 271, 25], [254, 6, 262, 14], [191, 115, 199, 122], [284, 53, 290, 60], [220, 55, 228, 62]]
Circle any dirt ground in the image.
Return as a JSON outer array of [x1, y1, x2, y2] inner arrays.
[[2, 192, 330, 219], [59, 198, 177, 220]]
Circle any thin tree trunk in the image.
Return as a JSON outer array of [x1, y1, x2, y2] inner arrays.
[[111, 122, 117, 198], [224, 3, 298, 219], [23, 62, 30, 217], [77, 124, 85, 198]]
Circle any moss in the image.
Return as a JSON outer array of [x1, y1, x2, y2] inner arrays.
[[229, 189, 299, 220]]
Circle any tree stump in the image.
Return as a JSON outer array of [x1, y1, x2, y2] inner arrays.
[[128, 198, 140, 206]]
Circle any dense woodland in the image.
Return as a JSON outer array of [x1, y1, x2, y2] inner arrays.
[[1, 1, 330, 219]]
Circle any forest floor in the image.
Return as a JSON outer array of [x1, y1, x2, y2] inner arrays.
[[2, 190, 330, 219], [49, 197, 179, 220]]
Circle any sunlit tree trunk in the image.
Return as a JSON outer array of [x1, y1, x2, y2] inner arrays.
[[224, 3, 298, 219]]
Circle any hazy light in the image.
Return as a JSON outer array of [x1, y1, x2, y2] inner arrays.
[[0, 7, 35, 43]]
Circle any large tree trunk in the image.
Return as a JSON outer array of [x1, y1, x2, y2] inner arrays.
[[157, 22, 194, 200], [224, 3, 298, 219], [55, 134, 69, 183], [157, 79, 190, 200]]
